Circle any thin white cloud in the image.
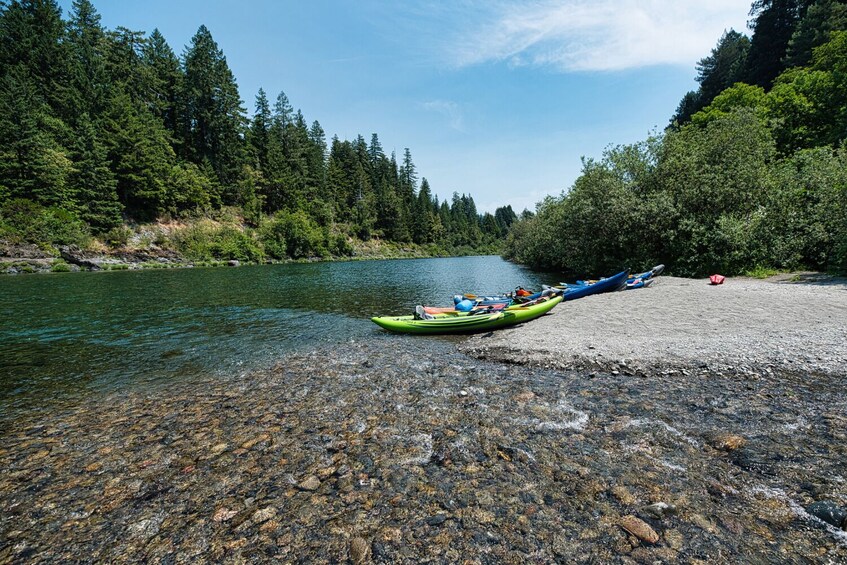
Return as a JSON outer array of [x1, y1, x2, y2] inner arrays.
[[421, 100, 465, 131], [449, 0, 750, 72]]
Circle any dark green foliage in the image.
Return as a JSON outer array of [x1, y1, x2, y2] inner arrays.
[[672, 30, 751, 125], [743, 0, 812, 88], [67, 113, 122, 231], [0, 197, 89, 246], [181, 25, 246, 197], [103, 225, 131, 247], [785, 0, 847, 67]]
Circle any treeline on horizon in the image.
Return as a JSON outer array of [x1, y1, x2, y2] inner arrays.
[[505, 0, 847, 277], [0, 0, 518, 262]]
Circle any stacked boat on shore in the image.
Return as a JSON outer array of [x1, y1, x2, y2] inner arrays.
[[371, 265, 664, 335]]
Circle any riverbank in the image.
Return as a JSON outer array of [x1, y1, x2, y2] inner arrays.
[[2, 276, 846, 562], [0, 238, 494, 274]]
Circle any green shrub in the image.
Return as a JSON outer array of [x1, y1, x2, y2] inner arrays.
[[51, 260, 71, 273], [171, 221, 264, 263], [104, 226, 133, 248], [260, 210, 327, 259]]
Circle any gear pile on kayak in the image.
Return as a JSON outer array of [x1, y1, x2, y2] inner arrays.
[[371, 265, 664, 335]]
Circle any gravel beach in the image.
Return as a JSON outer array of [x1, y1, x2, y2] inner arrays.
[[461, 275, 847, 378], [2, 275, 847, 563]]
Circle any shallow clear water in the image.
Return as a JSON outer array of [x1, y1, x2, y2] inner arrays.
[[0, 256, 559, 416]]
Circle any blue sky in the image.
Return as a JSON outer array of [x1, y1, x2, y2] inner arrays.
[[59, 1, 751, 213]]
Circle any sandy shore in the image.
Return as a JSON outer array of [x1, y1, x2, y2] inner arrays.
[[461, 275, 847, 378]]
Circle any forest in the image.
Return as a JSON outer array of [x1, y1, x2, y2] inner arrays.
[[0, 0, 517, 263], [504, 0, 847, 277]]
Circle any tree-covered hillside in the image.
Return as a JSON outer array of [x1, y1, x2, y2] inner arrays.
[[504, 0, 847, 277], [0, 0, 516, 262]]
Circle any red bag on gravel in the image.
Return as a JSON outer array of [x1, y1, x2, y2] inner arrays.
[[709, 274, 725, 285]]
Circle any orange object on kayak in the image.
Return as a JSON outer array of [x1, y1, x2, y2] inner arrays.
[[709, 274, 725, 285], [515, 288, 531, 297]]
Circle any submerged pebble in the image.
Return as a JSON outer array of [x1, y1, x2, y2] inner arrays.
[[1, 340, 846, 562]]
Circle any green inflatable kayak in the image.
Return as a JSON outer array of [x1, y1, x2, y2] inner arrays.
[[371, 295, 563, 335]]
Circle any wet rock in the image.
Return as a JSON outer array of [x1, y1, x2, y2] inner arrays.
[[426, 514, 448, 526], [252, 506, 277, 523], [806, 501, 847, 529], [618, 515, 659, 544], [611, 486, 636, 506], [640, 502, 677, 520], [213, 508, 238, 522], [349, 536, 370, 564], [297, 475, 321, 491], [706, 432, 746, 452]]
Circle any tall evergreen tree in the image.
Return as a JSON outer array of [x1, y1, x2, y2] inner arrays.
[[0, 69, 72, 207], [66, 0, 108, 121], [181, 25, 246, 199], [68, 112, 122, 230], [142, 28, 182, 138], [743, 0, 813, 87], [785, 0, 847, 67], [0, 0, 72, 118], [247, 88, 271, 171], [672, 30, 750, 124]]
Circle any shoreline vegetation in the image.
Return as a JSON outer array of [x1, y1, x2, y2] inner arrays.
[[0, 211, 505, 276]]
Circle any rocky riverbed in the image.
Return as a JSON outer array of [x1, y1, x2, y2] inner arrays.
[[2, 325, 847, 562]]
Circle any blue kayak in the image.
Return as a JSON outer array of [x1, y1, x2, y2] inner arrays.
[[625, 264, 665, 289], [555, 269, 630, 301]]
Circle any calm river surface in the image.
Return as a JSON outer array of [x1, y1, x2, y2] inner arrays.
[[0, 256, 559, 417]]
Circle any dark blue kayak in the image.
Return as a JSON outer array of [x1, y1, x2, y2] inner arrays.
[[625, 264, 665, 289], [556, 269, 630, 301]]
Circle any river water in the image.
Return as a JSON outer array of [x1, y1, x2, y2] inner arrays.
[[0, 256, 558, 417]]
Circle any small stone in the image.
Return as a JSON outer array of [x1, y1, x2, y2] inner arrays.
[[349, 536, 370, 564], [611, 486, 637, 506], [664, 528, 684, 551], [297, 475, 321, 491], [209, 443, 228, 455], [618, 515, 659, 544], [706, 433, 746, 452], [426, 514, 448, 526], [640, 502, 677, 520], [514, 391, 535, 402], [459, 390, 468, 397], [213, 507, 238, 522], [251, 506, 277, 523]]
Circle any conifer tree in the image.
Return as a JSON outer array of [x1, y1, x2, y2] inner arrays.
[[181, 25, 246, 199], [68, 112, 122, 230], [66, 0, 109, 121], [0, 0, 72, 119], [0, 70, 72, 207], [142, 28, 182, 139]]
